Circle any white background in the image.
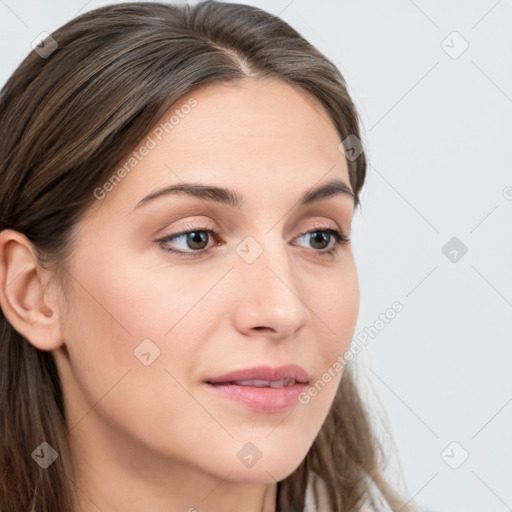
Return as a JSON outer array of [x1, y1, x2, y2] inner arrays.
[[1, 1, 511, 511]]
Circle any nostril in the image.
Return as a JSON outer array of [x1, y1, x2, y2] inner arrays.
[[252, 326, 276, 332]]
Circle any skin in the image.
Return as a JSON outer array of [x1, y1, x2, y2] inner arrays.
[[0, 77, 359, 512]]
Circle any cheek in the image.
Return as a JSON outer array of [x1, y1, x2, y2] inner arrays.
[[317, 263, 359, 356], [58, 259, 211, 446], [305, 264, 358, 415], [59, 251, 221, 394]]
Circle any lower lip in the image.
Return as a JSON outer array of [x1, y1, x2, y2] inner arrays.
[[204, 382, 308, 413]]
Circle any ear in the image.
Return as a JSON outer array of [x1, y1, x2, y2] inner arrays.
[[0, 229, 64, 351]]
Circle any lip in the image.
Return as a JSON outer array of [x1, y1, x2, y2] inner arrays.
[[203, 364, 310, 413], [204, 381, 308, 413], [204, 364, 309, 385]]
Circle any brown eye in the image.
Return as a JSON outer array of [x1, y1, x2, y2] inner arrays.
[[295, 228, 350, 256], [308, 231, 331, 250], [182, 231, 210, 250], [158, 228, 218, 254]]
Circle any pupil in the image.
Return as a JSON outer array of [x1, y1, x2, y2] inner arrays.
[[188, 231, 208, 249], [311, 231, 328, 249]]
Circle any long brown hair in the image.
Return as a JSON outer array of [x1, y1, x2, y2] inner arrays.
[[0, 2, 415, 510]]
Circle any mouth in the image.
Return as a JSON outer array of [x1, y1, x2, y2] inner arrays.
[[203, 364, 310, 412], [206, 378, 301, 388], [204, 363, 310, 386]]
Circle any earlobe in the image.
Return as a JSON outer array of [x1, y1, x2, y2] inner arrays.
[[0, 229, 64, 351]]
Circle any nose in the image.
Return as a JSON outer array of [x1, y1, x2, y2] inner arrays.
[[231, 235, 310, 340]]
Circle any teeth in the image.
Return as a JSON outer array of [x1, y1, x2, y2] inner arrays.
[[234, 379, 272, 387], [231, 379, 294, 388]]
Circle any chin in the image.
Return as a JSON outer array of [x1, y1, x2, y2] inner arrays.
[[225, 443, 307, 484]]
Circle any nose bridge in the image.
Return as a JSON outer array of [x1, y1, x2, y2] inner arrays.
[[233, 228, 309, 334]]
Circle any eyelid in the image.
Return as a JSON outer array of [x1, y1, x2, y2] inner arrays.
[[155, 220, 350, 258], [158, 217, 343, 241]]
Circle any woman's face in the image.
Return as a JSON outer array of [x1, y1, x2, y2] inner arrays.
[[53, 77, 359, 506]]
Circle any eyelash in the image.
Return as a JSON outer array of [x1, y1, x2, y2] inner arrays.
[[156, 224, 350, 258]]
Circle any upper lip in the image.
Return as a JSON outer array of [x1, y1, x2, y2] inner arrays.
[[205, 364, 309, 384]]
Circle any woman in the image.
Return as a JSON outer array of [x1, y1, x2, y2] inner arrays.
[[0, 2, 415, 511]]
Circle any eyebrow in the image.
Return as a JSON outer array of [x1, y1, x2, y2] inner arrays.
[[133, 178, 354, 212]]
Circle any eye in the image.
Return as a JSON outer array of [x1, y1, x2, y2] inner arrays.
[[156, 225, 350, 257], [156, 226, 220, 256], [294, 228, 351, 256]]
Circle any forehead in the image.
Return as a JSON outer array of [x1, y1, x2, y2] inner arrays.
[[92, 78, 351, 216], [168, 77, 341, 151]]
